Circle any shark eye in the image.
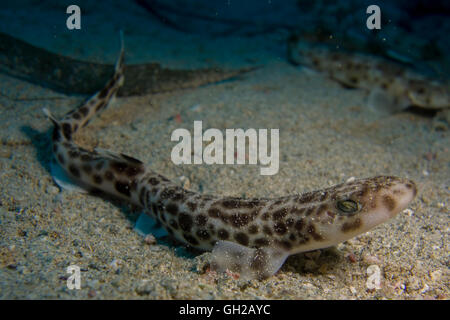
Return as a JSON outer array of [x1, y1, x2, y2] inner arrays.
[[336, 199, 360, 215]]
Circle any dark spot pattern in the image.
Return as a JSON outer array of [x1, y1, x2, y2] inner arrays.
[[297, 234, 310, 245], [95, 161, 104, 170], [186, 202, 197, 212], [95, 101, 106, 112], [382, 195, 396, 211], [291, 207, 305, 215], [274, 222, 287, 235], [79, 106, 89, 116], [230, 213, 250, 227], [349, 76, 359, 84], [178, 213, 193, 232], [105, 170, 114, 181], [286, 218, 294, 227], [272, 208, 288, 220], [81, 154, 93, 162], [297, 193, 315, 204], [183, 234, 199, 245], [248, 225, 258, 234], [234, 232, 249, 246], [81, 164, 92, 174], [222, 199, 239, 209], [111, 161, 143, 177], [98, 87, 109, 99], [341, 218, 362, 233], [276, 240, 292, 250], [195, 214, 207, 226], [170, 192, 185, 202], [93, 174, 102, 184], [263, 225, 273, 236], [318, 192, 328, 201], [196, 229, 210, 240], [160, 188, 176, 200], [166, 203, 179, 216], [294, 219, 304, 231], [307, 224, 323, 241], [254, 238, 269, 247], [57, 154, 65, 165], [68, 164, 80, 178], [68, 150, 79, 159], [115, 181, 131, 197], [62, 123, 72, 140], [217, 229, 229, 240], [208, 208, 221, 218], [315, 204, 328, 216]]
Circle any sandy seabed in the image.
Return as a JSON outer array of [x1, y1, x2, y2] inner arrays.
[[0, 57, 448, 299], [0, 0, 448, 300]]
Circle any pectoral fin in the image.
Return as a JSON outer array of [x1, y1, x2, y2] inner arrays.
[[50, 160, 88, 193], [211, 240, 288, 280], [134, 212, 168, 238]]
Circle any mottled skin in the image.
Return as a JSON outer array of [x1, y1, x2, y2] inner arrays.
[[44, 35, 417, 280], [288, 39, 450, 114]]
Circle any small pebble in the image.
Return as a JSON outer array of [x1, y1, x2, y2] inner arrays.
[[406, 277, 421, 292], [420, 284, 430, 294], [403, 208, 414, 216], [88, 289, 96, 298], [346, 253, 357, 263], [135, 280, 153, 296], [429, 270, 442, 282], [179, 176, 191, 190], [46, 185, 60, 195], [144, 234, 157, 245], [362, 254, 382, 265], [109, 259, 123, 271], [225, 269, 240, 280]]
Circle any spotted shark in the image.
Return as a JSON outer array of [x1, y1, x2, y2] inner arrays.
[[43, 33, 417, 280], [288, 38, 450, 121]]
